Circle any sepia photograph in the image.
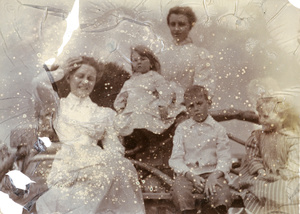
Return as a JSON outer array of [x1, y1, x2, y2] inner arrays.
[[0, 0, 299, 213]]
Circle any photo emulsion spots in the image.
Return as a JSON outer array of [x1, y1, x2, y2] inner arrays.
[[0, 1, 299, 214]]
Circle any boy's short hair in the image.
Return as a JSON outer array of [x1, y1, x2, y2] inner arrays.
[[184, 85, 212, 104]]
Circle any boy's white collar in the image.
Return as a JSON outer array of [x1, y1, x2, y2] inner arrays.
[[190, 114, 214, 126]]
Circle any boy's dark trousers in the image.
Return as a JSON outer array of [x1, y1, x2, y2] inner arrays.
[[172, 173, 233, 213]]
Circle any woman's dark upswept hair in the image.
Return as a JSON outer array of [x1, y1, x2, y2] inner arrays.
[[167, 6, 197, 29], [131, 45, 161, 73], [65, 56, 104, 83]]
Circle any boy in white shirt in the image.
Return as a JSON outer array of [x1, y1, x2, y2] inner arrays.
[[169, 85, 232, 214]]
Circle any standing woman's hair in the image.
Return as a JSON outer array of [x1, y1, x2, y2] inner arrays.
[[131, 45, 161, 73], [64, 56, 104, 83], [167, 6, 197, 29]]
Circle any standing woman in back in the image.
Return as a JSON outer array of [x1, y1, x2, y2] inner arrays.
[[158, 6, 216, 104]]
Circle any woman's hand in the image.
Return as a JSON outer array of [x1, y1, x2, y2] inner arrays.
[[60, 57, 83, 74], [185, 172, 205, 193], [158, 106, 168, 120], [205, 171, 224, 196]]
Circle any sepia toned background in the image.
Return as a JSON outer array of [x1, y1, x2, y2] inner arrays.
[[1, 0, 299, 158]]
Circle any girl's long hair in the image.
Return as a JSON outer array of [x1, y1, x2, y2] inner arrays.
[[131, 45, 161, 73]]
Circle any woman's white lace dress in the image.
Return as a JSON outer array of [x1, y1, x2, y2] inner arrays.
[[36, 93, 145, 214]]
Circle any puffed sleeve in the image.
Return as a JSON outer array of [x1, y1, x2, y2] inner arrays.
[[153, 72, 173, 107], [99, 108, 125, 156], [193, 48, 216, 97], [169, 123, 191, 175], [280, 135, 300, 180], [31, 69, 64, 117], [113, 80, 129, 112]]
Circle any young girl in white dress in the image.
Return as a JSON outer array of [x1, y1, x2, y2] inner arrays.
[[114, 45, 183, 136], [113, 46, 183, 158], [33, 56, 145, 214]]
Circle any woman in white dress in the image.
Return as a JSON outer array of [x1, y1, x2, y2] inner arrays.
[[33, 56, 145, 214], [158, 6, 216, 101]]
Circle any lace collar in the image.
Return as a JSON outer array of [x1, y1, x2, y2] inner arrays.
[[65, 93, 92, 106]]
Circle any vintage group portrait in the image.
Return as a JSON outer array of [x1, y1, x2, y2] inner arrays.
[[0, 0, 299, 213]]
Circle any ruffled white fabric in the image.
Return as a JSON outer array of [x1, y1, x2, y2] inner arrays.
[[158, 38, 216, 97], [36, 93, 145, 214], [114, 71, 184, 136]]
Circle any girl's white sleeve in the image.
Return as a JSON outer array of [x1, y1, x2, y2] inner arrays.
[[154, 74, 173, 107], [113, 81, 129, 112], [31, 69, 64, 116], [101, 109, 125, 156]]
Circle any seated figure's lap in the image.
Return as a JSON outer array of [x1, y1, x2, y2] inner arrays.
[[172, 174, 232, 212]]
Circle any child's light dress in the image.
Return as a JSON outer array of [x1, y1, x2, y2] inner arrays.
[[36, 93, 145, 214], [114, 70, 184, 136]]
